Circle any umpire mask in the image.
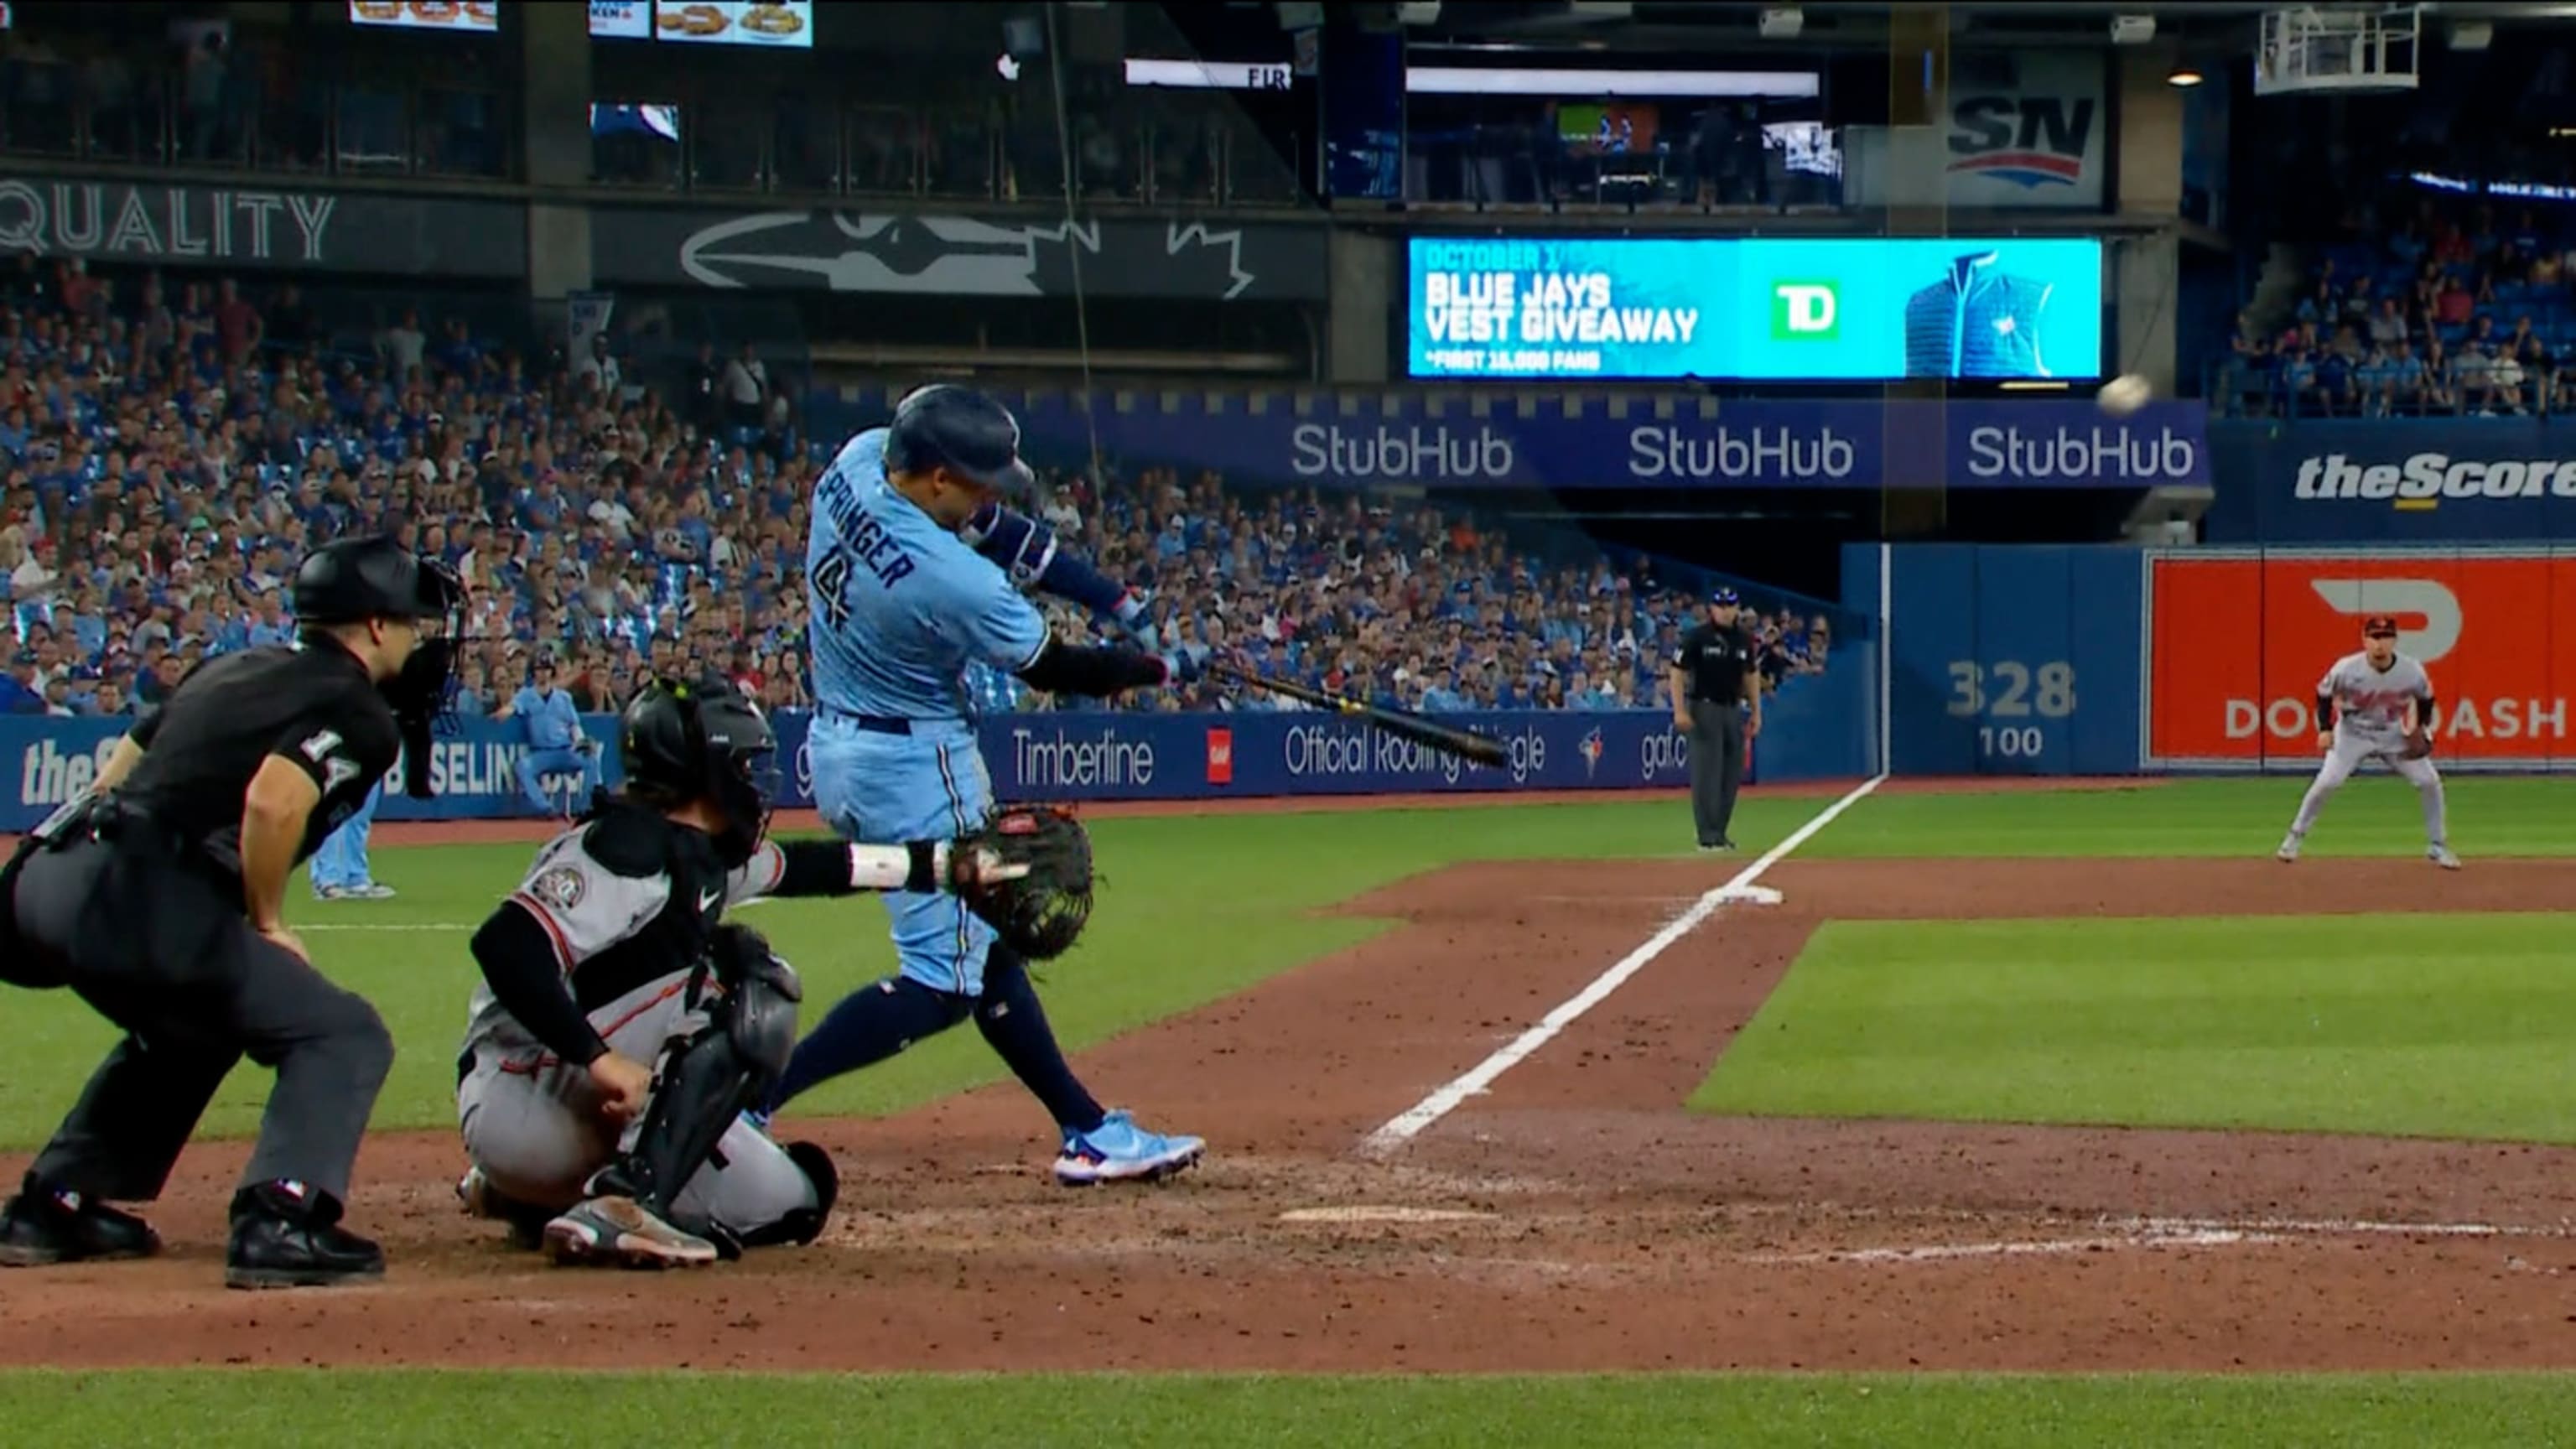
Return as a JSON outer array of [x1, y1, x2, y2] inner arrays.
[[293, 538, 468, 798]]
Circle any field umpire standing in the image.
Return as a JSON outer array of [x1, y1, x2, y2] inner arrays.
[[0, 535, 463, 1290], [1669, 587, 1763, 851]]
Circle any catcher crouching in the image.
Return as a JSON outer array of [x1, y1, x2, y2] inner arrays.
[[453, 674, 1075, 1266]]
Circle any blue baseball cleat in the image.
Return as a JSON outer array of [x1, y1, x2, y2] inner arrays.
[[1054, 1109, 1204, 1187]]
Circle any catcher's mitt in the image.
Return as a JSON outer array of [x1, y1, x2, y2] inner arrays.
[[2401, 725, 2434, 761], [956, 803, 1094, 960]]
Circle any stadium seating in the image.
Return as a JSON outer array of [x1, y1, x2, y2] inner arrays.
[[2215, 184, 2576, 419], [0, 260, 1831, 724]]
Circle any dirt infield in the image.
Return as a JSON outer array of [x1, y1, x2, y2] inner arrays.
[[6, 824, 2573, 1373]]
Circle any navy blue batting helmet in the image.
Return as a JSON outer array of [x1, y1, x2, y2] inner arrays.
[[886, 385, 1036, 501]]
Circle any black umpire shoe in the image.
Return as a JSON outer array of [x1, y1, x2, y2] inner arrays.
[[0, 1174, 162, 1267], [225, 1181, 386, 1291]]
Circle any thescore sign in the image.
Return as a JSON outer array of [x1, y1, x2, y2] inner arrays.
[[2205, 421, 2576, 543]]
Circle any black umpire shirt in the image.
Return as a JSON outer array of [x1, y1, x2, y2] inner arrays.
[[115, 641, 402, 881], [1673, 621, 1753, 705]]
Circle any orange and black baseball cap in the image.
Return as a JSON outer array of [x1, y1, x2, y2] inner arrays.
[[2362, 615, 2399, 638]]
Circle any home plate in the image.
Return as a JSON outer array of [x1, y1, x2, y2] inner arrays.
[[1278, 1206, 1498, 1225], [1714, 885, 1783, 906]]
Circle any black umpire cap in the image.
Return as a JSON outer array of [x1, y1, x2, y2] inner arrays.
[[886, 385, 1036, 501]]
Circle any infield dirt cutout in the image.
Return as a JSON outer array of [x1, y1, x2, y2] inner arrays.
[[6, 792, 2575, 1373]]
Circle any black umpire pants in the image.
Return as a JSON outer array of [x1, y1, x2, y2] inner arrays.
[[5, 837, 393, 1207], [1687, 699, 1747, 847]]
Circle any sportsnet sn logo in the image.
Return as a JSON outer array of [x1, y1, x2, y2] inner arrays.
[[1946, 94, 2095, 190]]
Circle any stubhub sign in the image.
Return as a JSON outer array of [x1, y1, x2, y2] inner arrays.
[[0, 673, 1873, 831], [815, 389, 2208, 491]]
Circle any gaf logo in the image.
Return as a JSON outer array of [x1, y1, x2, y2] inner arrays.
[[1948, 94, 2095, 189], [1770, 282, 1839, 340], [2293, 452, 2576, 508]]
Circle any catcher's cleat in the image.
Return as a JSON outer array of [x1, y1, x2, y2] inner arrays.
[[1055, 1110, 1204, 1187], [543, 1196, 719, 1268]]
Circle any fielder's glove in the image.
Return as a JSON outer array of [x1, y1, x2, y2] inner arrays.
[[2402, 725, 2434, 761], [955, 803, 1095, 960]]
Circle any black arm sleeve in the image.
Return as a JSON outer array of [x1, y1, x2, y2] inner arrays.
[[1015, 636, 1170, 698], [128, 705, 167, 750], [470, 903, 611, 1068], [2419, 694, 2437, 731], [2317, 694, 2336, 730], [772, 839, 943, 896]]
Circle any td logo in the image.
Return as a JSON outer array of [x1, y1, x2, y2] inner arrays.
[[1771, 282, 1840, 340]]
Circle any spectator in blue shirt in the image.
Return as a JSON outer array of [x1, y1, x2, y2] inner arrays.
[[497, 653, 600, 817]]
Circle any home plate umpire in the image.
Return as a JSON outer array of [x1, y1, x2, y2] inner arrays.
[[0, 535, 463, 1290]]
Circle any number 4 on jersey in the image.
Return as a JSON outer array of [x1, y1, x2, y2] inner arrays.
[[811, 551, 853, 630]]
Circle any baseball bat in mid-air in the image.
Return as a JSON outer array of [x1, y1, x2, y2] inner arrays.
[[1209, 663, 1511, 768]]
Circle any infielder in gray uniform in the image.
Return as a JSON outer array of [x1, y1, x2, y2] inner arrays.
[[2276, 614, 2461, 870], [454, 676, 1029, 1267]]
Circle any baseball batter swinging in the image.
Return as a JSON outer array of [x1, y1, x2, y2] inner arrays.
[[2276, 613, 2461, 870], [453, 674, 1043, 1266], [766, 384, 1205, 1186]]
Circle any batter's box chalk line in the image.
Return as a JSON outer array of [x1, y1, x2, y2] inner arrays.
[[1745, 1228, 2282, 1267]]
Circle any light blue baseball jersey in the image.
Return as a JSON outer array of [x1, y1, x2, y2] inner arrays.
[[807, 428, 1051, 722], [510, 685, 583, 750]]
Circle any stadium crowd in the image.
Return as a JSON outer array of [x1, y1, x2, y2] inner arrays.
[[0, 258, 1832, 728], [2220, 189, 2576, 418]]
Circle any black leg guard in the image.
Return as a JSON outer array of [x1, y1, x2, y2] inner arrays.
[[598, 948, 802, 1218], [734, 1140, 838, 1249]]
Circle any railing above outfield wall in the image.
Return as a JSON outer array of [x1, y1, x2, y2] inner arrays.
[[0, 667, 1877, 833], [1846, 542, 2576, 776], [2205, 419, 2576, 543]]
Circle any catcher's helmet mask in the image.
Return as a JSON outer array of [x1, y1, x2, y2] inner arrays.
[[886, 384, 1036, 502], [620, 674, 782, 868]]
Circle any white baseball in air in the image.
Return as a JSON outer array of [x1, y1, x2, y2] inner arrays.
[[2096, 373, 2153, 418]]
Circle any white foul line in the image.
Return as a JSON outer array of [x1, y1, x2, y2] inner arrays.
[[1359, 773, 1888, 1157]]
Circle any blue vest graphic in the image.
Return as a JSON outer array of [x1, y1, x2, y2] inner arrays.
[[1903, 252, 2054, 378]]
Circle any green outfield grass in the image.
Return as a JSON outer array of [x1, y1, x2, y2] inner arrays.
[[1800, 774, 2576, 860], [9, 1370, 2576, 1447], [0, 797, 1810, 1150], [1694, 912, 2576, 1141]]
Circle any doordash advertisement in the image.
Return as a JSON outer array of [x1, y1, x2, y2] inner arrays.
[[2145, 549, 2576, 768]]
